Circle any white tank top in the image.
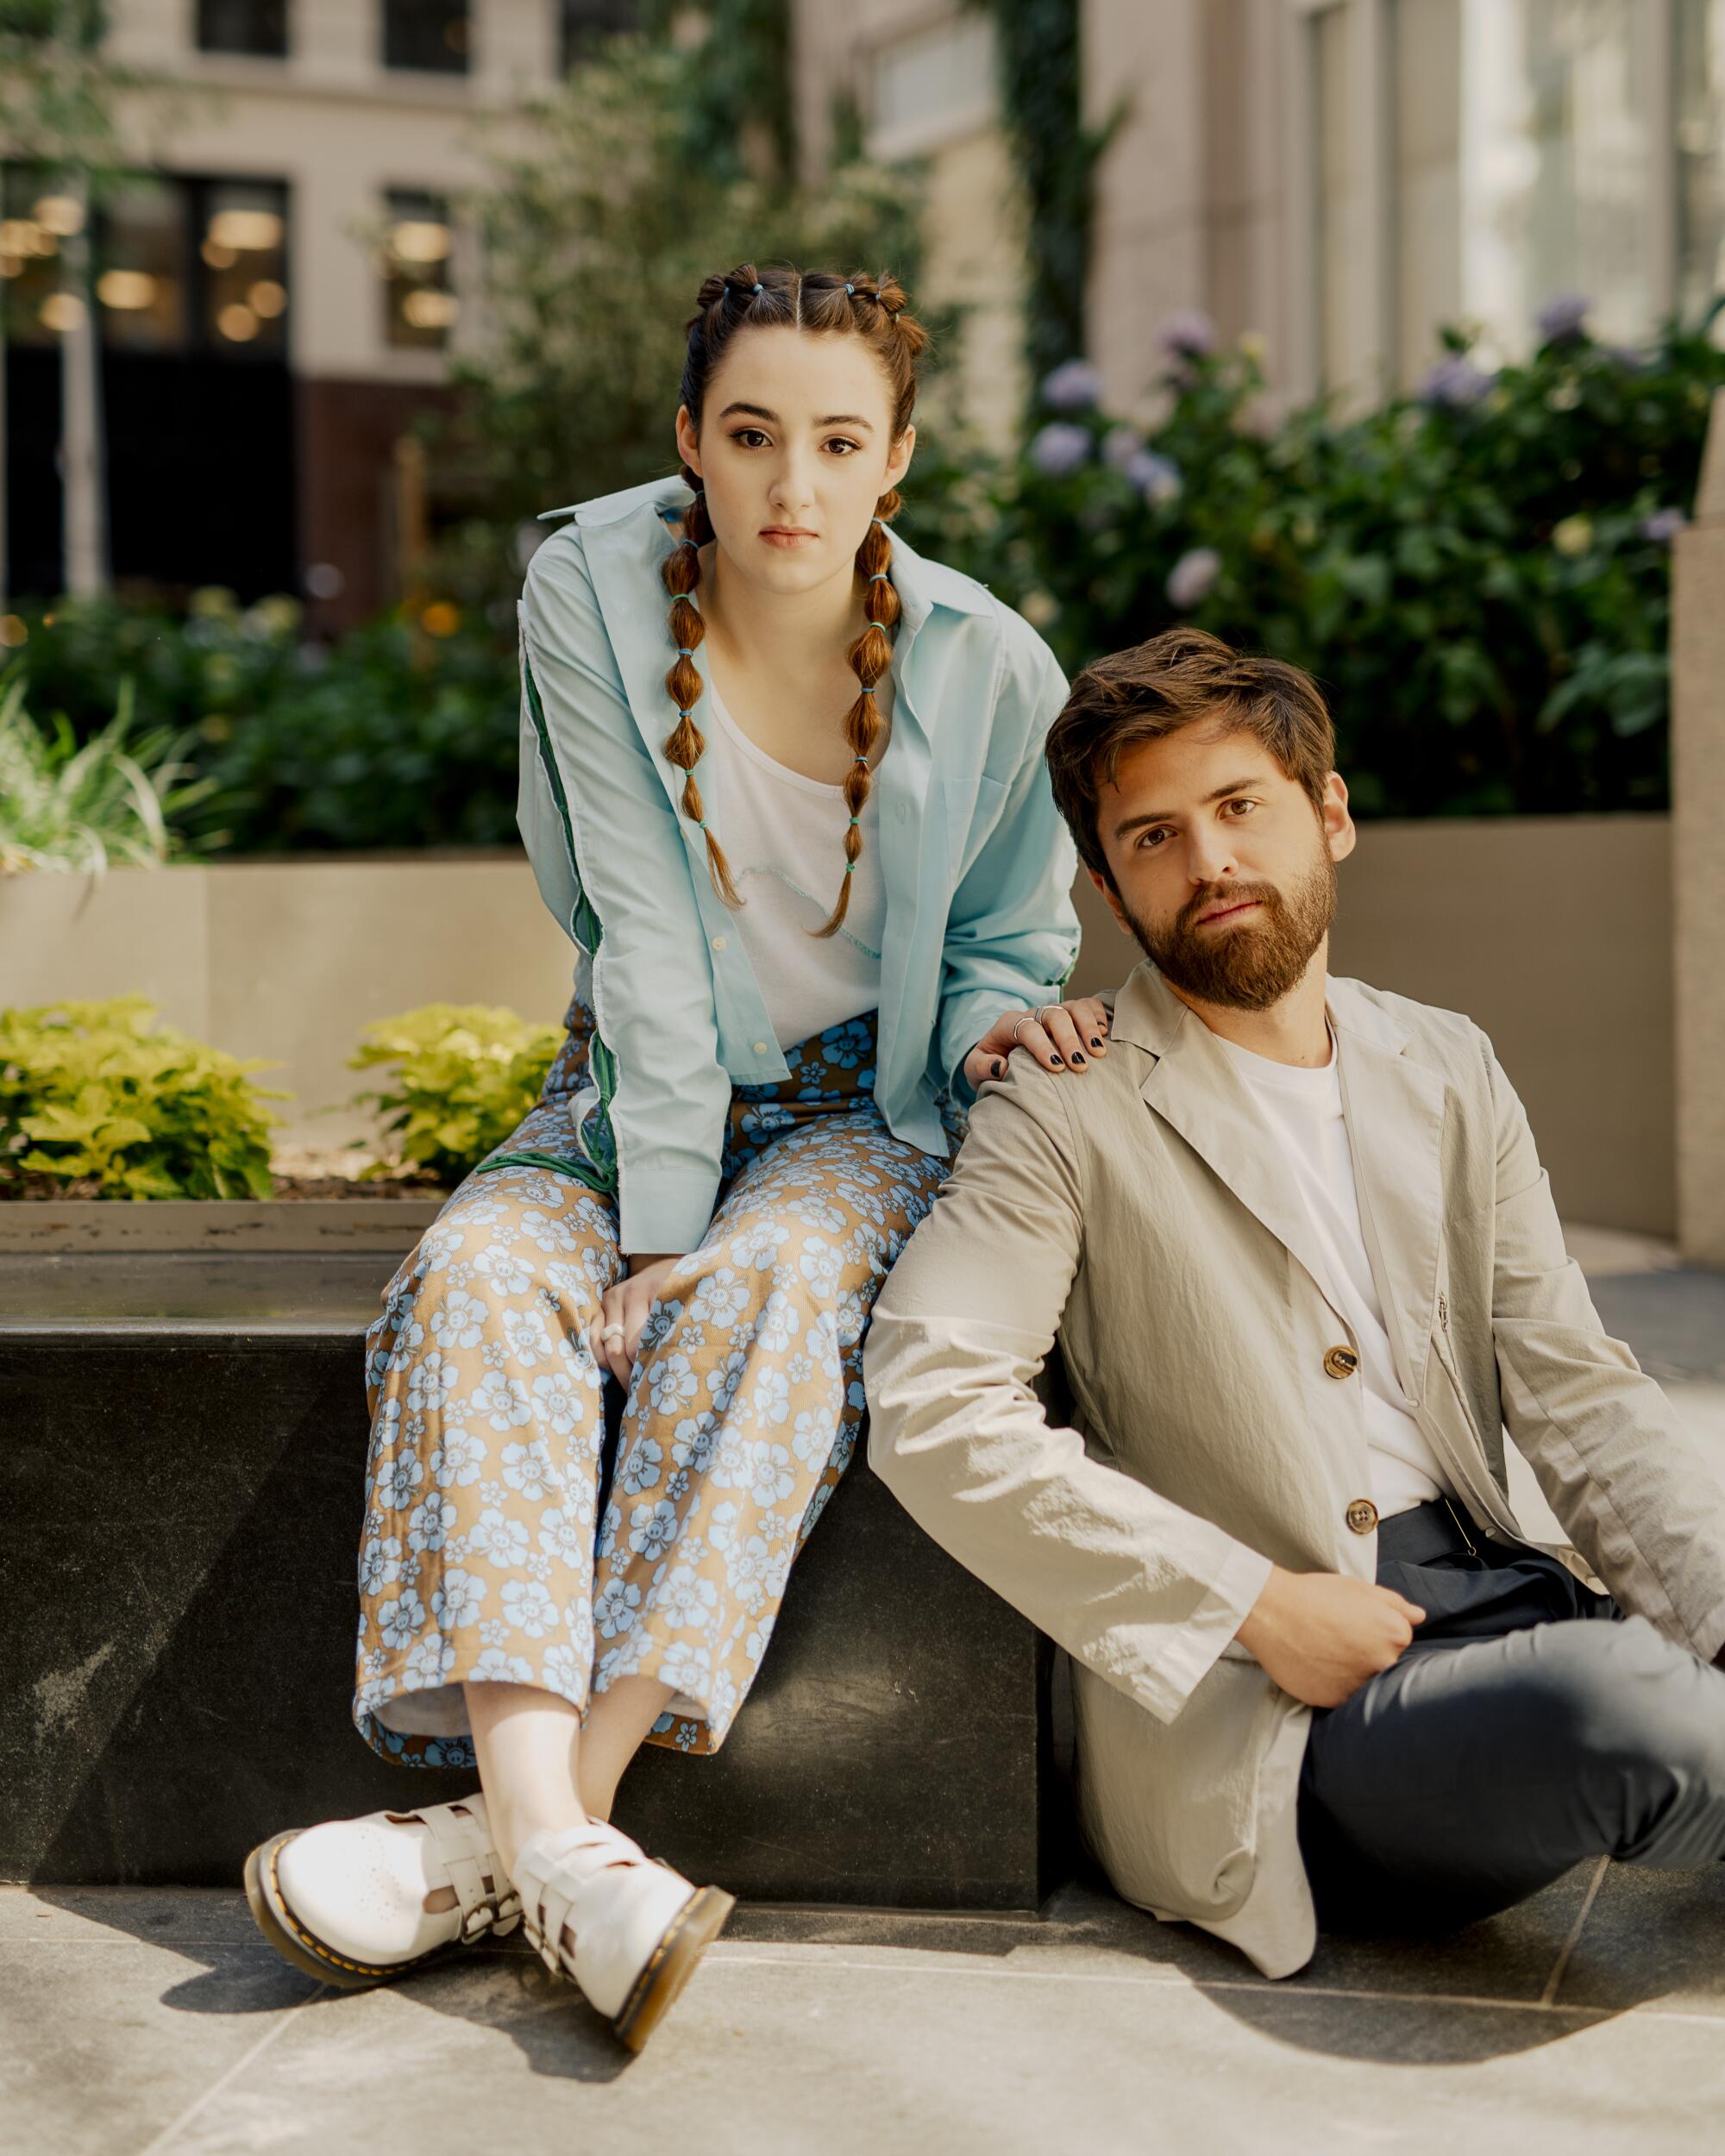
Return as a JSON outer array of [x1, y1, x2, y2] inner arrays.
[[696, 674, 887, 1052]]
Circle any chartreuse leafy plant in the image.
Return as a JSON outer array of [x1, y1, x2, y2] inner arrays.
[[347, 1005, 564, 1188], [0, 998, 285, 1200]]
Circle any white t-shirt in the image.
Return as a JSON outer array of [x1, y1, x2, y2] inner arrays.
[[1214, 1019, 1453, 1519], [696, 674, 887, 1052]]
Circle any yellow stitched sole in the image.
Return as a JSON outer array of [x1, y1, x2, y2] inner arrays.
[[242, 1831, 461, 1992], [613, 1885, 737, 2053]]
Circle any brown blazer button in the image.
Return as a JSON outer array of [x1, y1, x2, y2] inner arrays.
[[1346, 1498, 1379, 1535], [1324, 1344, 1359, 1380]]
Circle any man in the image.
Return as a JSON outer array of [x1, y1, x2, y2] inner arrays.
[[862, 627, 1725, 1978]]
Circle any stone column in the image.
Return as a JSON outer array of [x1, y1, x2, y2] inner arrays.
[[1672, 389, 1725, 1266]]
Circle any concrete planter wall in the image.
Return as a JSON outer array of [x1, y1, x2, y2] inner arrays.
[[2, 817, 1675, 1236]]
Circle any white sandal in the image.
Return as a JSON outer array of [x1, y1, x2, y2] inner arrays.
[[512, 1818, 736, 2051], [244, 1794, 522, 1990]]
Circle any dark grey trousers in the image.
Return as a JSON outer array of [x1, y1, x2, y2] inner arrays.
[[1295, 1496, 1725, 1934]]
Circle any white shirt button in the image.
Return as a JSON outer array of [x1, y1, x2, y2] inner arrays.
[[711, 935, 728, 951], [752, 1041, 768, 1056]]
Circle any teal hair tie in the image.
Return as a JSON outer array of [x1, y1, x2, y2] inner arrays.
[[848, 815, 859, 826], [844, 861, 855, 874], [859, 683, 875, 693], [854, 753, 869, 764], [679, 537, 699, 548], [868, 571, 888, 581], [752, 281, 763, 294], [845, 282, 855, 295]]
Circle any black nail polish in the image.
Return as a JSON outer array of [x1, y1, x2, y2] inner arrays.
[[1050, 1054, 1064, 1067], [1090, 1037, 1104, 1048], [991, 1059, 1004, 1078], [1071, 1052, 1086, 1065]]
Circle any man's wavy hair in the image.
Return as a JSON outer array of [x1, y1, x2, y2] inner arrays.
[[662, 261, 932, 937], [1045, 628, 1337, 886]]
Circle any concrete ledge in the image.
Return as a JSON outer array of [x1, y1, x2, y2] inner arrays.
[[0, 1200, 445, 1257], [2, 1254, 1066, 1910]]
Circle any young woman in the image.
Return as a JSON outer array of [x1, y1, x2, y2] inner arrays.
[[244, 263, 1107, 2048]]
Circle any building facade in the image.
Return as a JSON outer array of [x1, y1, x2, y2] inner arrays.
[[3, 1, 634, 625], [794, 0, 1725, 428]]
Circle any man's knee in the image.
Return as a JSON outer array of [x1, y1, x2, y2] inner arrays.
[[1515, 1617, 1725, 1793]]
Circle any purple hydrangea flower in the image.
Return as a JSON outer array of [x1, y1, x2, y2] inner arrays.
[[1039, 360, 1105, 411], [1642, 507, 1688, 546], [1126, 448, 1182, 506], [1166, 546, 1221, 611], [1028, 422, 1093, 478], [1158, 309, 1217, 359], [1101, 423, 1145, 469], [1416, 355, 1493, 409], [1536, 292, 1590, 342]]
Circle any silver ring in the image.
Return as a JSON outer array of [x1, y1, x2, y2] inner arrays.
[[1011, 1015, 1038, 1046]]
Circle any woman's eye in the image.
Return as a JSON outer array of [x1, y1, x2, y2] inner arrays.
[[732, 428, 769, 448]]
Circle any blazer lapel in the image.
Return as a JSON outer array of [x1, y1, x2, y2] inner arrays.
[[1128, 973, 1355, 1325], [1327, 980, 1449, 1406], [1118, 965, 1449, 1390]]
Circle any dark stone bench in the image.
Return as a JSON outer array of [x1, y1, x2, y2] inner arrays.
[[2, 1249, 1070, 1910]]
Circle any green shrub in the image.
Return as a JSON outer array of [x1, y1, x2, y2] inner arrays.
[[951, 306, 1725, 817], [347, 1004, 563, 1187], [0, 676, 218, 874], [0, 997, 285, 1200]]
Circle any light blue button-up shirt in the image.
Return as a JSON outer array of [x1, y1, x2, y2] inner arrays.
[[512, 473, 1081, 1255]]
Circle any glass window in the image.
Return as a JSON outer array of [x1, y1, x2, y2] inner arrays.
[[0, 165, 75, 349], [383, 1, 469, 74], [95, 176, 189, 350], [1389, 0, 1462, 384], [381, 188, 457, 349], [196, 1, 289, 56], [198, 179, 289, 355], [1458, 0, 1657, 354], [561, 0, 637, 72], [1310, 3, 1356, 391], [1677, 0, 1725, 326]]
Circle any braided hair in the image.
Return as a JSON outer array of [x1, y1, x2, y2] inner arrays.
[[661, 263, 931, 938]]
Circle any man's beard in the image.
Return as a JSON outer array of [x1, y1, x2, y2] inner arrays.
[[1116, 841, 1337, 1012]]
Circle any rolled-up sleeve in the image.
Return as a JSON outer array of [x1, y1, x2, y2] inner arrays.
[[864, 1056, 1273, 1726], [938, 630, 1083, 1108], [517, 530, 730, 1256]]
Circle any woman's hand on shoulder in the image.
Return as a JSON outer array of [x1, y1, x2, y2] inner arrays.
[[588, 1252, 688, 1386], [963, 997, 1111, 1094]]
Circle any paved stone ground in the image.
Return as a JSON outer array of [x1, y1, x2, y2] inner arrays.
[[6, 1232, 1722, 2156]]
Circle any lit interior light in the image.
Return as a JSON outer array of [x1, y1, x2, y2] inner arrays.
[[402, 288, 459, 330], [206, 208, 283, 253], [32, 195, 85, 237], [216, 301, 260, 341], [389, 220, 451, 265], [40, 291, 87, 333], [97, 268, 158, 310], [248, 278, 286, 317], [201, 238, 237, 269]]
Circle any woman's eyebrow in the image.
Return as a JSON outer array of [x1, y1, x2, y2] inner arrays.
[[716, 402, 875, 431]]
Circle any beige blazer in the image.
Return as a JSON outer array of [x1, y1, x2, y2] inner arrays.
[[862, 960, 1725, 1977]]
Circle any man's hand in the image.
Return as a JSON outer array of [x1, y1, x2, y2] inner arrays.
[[963, 996, 1110, 1093], [1235, 1566, 1427, 1708], [587, 1251, 686, 1387]]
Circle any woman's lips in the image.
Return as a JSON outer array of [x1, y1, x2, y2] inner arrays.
[[761, 530, 816, 548]]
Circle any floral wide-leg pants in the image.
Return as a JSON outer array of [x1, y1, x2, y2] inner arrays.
[[352, 1005, 962, 1768]]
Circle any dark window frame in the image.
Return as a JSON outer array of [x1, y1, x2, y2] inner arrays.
[[195, 2, 291, 59], [382, 0, 471, 76]]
